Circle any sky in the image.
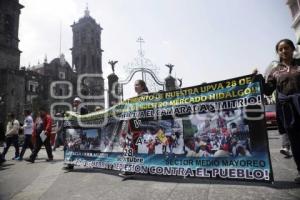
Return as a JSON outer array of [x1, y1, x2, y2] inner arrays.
[[18, 0, 296, 99]]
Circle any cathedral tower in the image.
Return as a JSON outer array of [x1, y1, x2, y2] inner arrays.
[[71, 7, 103, 74], [0, 0, 23, 70], [71, 6, 105, 107]]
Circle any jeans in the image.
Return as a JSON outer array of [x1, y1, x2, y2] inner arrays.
[[19, 135, 34, 159], [30, 134, 53, 161], [281, 134, 290, 149], [2, 135, 19, 159]]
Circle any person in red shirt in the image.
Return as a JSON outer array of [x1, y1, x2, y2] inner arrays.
[[25, 107, 54, 163], [147, 138, 157, 154]]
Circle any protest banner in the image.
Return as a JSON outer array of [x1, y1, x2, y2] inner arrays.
[[64, 74, 273, 182]]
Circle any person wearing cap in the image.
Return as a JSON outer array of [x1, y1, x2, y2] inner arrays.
[[196, 141, 211, 157], [95, 106, 103, 112], [63, 97, 88, 170], [73, 97, 88, 115]]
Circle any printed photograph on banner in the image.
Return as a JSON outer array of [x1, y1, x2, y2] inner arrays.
[[101, 120, 127, 152], [183, 108, 251, 158], [80, 129, 101, 150], [127, 119, 185, 155], [66, 128, 82, 151]]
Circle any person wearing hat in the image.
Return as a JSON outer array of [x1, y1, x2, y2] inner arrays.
[[196, 141, 211, 157], [73, 97, 88, 115]]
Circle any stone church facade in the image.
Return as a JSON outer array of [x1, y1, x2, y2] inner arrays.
[[0, 1, 106, 140], [0, 1, 178, 141], [71, 8, 105, 108], [0, 0, 25, 140]]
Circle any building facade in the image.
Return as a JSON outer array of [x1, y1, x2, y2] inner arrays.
[[71, 7, 105, 108], [0, 0, 24, 140], [0, 3, 108, 140], [26, 54, 77, 114], [71, 8, 103, 74], [0, 2, 178, 142], [287, 0, 300, 44], [0, 0, 23, 70]]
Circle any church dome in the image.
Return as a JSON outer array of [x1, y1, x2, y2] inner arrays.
[[49, 54, 71, 69], [78, 6, 97, 24]]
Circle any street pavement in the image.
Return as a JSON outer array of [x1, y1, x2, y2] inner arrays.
[[0, 130, 300, 200]]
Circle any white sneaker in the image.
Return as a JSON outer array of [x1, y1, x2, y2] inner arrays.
[[118, 171, 134, 179]]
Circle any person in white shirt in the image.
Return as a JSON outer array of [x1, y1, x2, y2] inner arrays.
[[16, 110, 34, 160], [73, 97, 88, 115], [1, 113, 20, 161], [134, 79, 149, 95]]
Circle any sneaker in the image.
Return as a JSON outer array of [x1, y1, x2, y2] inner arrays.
[[119, 172, 134, 180], [280, 148, 291, 157], [62, 164, 74, 170], [295, 173, 300, 184], [25, 158, 34, 163], [284, 154, 293, 159], [118, 171, 134, 176], [46, 158, 53, 162], [15, 157, 23, 161], [118, 172, 126, 176]]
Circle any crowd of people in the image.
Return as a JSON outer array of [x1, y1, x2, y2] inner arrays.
[[0, 107, 54, 163], [116, 119, 183, 155], [184, 129, 251, 158], [183, 110, 251, 158], [0, 96, 88, 164]]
